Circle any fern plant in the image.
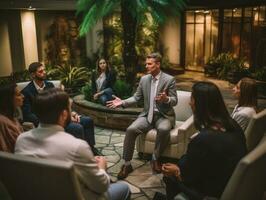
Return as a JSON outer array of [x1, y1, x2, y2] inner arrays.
[[47, 65, 89, 88]]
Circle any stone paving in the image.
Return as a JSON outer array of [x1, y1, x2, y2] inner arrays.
[[94, 126, 165, 200], [93, 71, 266, 200]]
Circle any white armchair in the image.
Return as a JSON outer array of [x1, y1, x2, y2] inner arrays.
[[17, 80, 63, 92], [0, 152, 83, 200], [136, 90, 197, 159], [244, 109, 266, 152]]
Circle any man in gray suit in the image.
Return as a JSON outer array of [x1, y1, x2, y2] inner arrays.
[[107, 53, 177, 179]]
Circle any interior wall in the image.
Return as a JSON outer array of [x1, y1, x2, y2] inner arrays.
[[162, 17, 181, 65], [35, 11, 55, 63], [35, 10, 77, 63], [21, 11, 38, 68], [0, 15, 12, 77], [86, 20, 104, 58]]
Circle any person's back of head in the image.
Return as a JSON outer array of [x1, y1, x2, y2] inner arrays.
[[33, 88, 70, 125], [0, 82, 16, 120], [192, 81, 236, 131], [239, 77, 257, 108]]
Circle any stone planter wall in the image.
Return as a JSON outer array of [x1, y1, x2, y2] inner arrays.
[[72, 95, 142, 130]]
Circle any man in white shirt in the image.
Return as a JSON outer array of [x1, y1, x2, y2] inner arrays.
[[15, 88, 130, 200], [21, 62, 101, 155]]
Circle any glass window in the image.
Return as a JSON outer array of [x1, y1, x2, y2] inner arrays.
[[186, 11, 194, 23], [224, 9, 233, 22], [241, 23, 251, 61], [259, 6, 265, 23], [196, 13, 204, 23], [185, 24, 194, 66], [185, 9, 219, 70]]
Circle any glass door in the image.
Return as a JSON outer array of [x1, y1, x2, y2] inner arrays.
[[185, 10, 219, 71]]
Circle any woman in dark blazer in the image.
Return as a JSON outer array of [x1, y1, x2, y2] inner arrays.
[[162, 81, 247, 200], [91, 58, 116, 105]]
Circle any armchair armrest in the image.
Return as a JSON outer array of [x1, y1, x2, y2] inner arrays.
[[177, 115, 197, 145]]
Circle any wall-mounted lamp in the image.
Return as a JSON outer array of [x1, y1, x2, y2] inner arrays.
[[28, 5, 36, 10]]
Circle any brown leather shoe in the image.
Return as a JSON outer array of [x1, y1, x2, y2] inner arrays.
[[117, 164, 133, 180], [151, 160, 162, 173]]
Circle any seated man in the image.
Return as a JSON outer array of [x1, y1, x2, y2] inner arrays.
[[21, 62, 100, 155], [15, 88, 130, 200], [107, 53, 177, 179]]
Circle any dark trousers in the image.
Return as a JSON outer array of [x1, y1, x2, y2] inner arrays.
[[65, 116, 95, 147], [163, 176, 203, 200]]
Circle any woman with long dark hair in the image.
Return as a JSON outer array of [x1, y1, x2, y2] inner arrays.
[[91, 58, 116, 105], [161, 81, 247, 200], [0, 83, 24, 152], [232, 77, 257, 131]]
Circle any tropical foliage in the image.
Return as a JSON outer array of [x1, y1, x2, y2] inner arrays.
[[204, 53, 250, 83], [113, 79, 132, 99], [77, 0, 186, 86], [82, 83, 93, 101], [46, 65, 90, 88]]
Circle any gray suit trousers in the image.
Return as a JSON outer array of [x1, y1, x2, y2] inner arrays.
[[123, 113, 172, 161]]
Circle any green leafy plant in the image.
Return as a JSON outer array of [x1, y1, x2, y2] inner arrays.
[[113, 79, 132, 99], [0, 77, 10, 86], [77, 0, 186, 86], [252, 67, 266, 82], [11, 70, 31, 82], [205, 53, 250, 83], [82, 83, 93, 101], [46, 65, 90, 88], [251, 66, 266, 96]]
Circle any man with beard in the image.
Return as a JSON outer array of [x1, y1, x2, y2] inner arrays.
[[15, 88, 130, 200], [21, 62, 101, 155]]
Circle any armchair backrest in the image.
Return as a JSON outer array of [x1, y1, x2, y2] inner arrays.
[[17, 80, 62, 91], [174, 90, 192, 122], [220, 136, 266, 200], [245, 109, 266, 152], [0, 152, 83, 200]]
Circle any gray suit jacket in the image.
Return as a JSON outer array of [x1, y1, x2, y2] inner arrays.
[[123, 71, 178, 126]]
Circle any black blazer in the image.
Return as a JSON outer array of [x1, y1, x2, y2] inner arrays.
[[21, 81, 55, 126], [91, 69, 116, 95], [177, 124, 247, 199]]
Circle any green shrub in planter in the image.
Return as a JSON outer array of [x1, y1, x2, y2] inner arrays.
[[252, 67, 266, 97], [113, 79, 132, 99], [205, 53, 250, 83], [82, 83, 93, 101]]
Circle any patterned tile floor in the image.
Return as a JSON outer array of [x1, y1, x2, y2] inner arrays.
[[94, 72, 266, 199], [94, 127, 164, 200]]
